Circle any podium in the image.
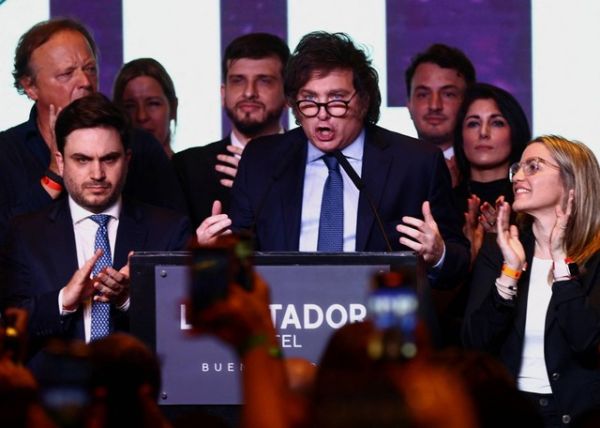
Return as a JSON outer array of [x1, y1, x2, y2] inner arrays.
[[130, 251, 428, 405]]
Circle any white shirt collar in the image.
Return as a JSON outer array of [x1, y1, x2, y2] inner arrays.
[[307, 128, 365, 164], [443, 145, 454, 160], [69, 196, 122, 225], [230, 130, 245, 150]]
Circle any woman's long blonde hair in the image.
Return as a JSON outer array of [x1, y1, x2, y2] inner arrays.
[[521, 135, 600, 265]]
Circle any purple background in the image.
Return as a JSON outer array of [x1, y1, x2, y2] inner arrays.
[[220, 0, 289, 134], [386, 0, 531, 120], [51, 0, 123, 96], [49, 0, 531, 134]]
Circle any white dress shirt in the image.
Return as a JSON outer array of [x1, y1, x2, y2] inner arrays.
[[299, 130, 364, 252], [443, 146, 454, 160], [230, 130, 247, 154], [58, 197, 122, 343]]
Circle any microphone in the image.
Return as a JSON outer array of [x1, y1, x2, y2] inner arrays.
[[332, 150, 393, 252]]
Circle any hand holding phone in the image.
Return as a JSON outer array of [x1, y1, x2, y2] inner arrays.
[[188, 233, 254, 319], [367, 269, 419, 360]]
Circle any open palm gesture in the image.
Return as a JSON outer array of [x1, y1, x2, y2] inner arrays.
[[496, 201, 525, 271]]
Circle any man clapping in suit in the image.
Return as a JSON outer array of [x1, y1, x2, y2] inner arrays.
[[1, 94, 190, 356]]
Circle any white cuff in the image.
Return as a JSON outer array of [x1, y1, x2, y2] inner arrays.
[[553, 261, 570, 281], [116, 297, 130, 312], [432, 243, 447, 270], [58, 288, 78, 315], [495, 277, 517, 300]]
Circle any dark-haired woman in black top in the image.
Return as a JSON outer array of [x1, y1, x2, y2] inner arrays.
[[453, 83, 531, 264]]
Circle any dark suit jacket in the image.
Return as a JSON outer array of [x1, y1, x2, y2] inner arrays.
[[0, 198, 191, 354], [0, 107, 187, 244], [172, 137, 232, 226], [463, 231, 600, 421], [230, 125, 469, 285]]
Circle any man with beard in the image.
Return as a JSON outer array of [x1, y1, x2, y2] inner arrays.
[[173, 33, 289, 226], [405, 44, 476, 187], [0, 94, 191, 359]]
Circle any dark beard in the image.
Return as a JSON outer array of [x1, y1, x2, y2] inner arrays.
[[67, 171, 127, 214], [417, 130, 453, 148], [225, 107, 283, 139]]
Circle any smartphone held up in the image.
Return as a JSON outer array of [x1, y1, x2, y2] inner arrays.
[[187, 233, 254, 324], [367, 269, 420, 361]]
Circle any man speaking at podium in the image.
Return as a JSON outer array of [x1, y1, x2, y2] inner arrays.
[[197, 31, 469, 285]]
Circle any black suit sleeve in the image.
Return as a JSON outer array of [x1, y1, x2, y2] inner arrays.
[[426, 149, 470, 287], [167, 215, 193, 251], [549, 259, 600, 353], [0, 222, 76, 339], [229, 145, 257, 234], [172, 151, 198, 224], [0, 177, 53, 246], [172, 141, 232, 226], [0, 131, 54, 245], [462, 234, 517, 350]]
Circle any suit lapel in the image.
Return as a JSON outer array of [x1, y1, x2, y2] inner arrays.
[[47, 200, 83, 339], [279, 129, 308, 250], [356, 126, 392, 251], [216, 137, 232, 159], [580, 253, 600, 293], [114, 201, 147, 268], [48, 199, 79, 283]]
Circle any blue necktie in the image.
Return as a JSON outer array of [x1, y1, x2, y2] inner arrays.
[[89, 214, 112, 341], [317, 154, 344, 252]]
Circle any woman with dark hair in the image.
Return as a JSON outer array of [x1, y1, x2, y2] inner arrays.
[[453, 83, 531, 262], [463, 136, 600, 426], [113, 58, 178, 158]]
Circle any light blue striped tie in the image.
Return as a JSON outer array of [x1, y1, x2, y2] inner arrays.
[[317, 154, 344, 251], [89, 214, 112, 341]]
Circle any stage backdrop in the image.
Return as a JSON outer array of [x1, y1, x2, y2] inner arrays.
[[1, 0, 599, 155]]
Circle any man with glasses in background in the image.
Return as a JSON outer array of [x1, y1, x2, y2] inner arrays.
[[197, 31, 469, 286]]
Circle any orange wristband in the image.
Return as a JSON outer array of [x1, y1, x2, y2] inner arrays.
[[501, 263, 523, 280], [41, 175, 63, 192]]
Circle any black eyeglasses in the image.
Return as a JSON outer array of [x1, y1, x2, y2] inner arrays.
[[295, 92, 357, 118], [509, 157, 560, 182]]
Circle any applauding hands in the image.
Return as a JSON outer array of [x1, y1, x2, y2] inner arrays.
[[494, 189, 574, 289]]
